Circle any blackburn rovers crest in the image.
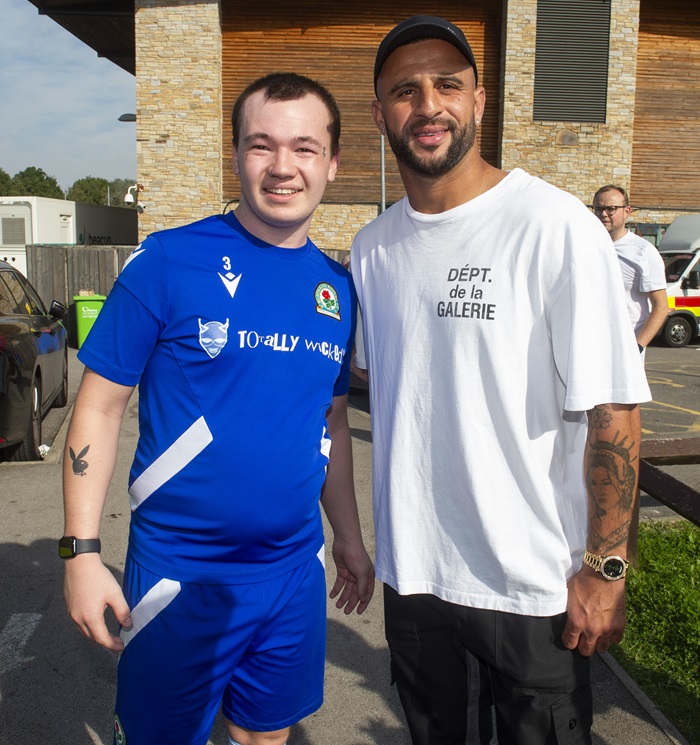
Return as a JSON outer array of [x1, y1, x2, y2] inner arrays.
[[315, 283, 341, 320]]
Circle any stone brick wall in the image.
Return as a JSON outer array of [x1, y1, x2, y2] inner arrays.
[[308, 204, 379, 255], [135, 0, 222, 239], [500, 0, 642, 208], [632, 209, 695, 226]]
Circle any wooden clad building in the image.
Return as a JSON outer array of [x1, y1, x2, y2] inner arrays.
[[221, 0, 503, 207], [631, 0, 700, 212], [28, 0, 700, 240]]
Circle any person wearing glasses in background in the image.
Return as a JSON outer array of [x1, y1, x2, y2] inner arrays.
[[351, 16, 652, 745], [592, 185, 669, 358]]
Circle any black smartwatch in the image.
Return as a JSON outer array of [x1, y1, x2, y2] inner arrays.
[[583, 550, 628, 581], [58, 536, 101, 559]]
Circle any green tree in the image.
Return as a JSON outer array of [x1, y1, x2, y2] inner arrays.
[[108, 177, 138, 208], [0, 167, 12, 196], [67, 176, 109, 205], [11, 167, 64, 199]]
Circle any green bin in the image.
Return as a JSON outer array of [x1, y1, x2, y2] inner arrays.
[[74, 294, 107, 348]]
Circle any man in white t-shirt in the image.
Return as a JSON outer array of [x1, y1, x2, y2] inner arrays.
[[351, 15, 651, 745], [593, 184, 668, 354]]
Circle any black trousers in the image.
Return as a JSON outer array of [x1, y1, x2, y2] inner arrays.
[[384, 585, 592, 745]]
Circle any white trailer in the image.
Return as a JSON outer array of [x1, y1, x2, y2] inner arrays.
[[0, 196, 138, 276]]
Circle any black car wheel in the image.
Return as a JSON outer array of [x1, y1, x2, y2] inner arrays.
[[9, 377, 43, 461], [54, 350, 69, 408], [663, 317, 692, 348]]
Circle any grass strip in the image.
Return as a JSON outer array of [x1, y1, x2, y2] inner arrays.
[[611, 520, 700, 744]]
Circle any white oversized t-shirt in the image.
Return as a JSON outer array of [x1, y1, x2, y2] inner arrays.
[[613, 230, 667, 334], [351, 169, 650, 617]]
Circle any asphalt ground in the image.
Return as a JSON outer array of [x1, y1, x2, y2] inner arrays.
[[639, 341, 700, 524], [0, 342, 697, 744]]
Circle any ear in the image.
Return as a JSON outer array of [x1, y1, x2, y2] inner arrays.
[[473, 85, 486, 126], [232, 141, 240, 176], [371, 100, 385, 135], [327, 147, 341, 184]]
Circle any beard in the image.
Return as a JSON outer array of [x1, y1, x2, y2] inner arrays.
[[385, 117, 477, 178]]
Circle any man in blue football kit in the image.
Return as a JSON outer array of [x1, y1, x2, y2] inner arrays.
[[61, 73, 375, 745]]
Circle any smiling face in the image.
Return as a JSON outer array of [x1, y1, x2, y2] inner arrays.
[[232, 91, 339, 248], [373, 38, 484, 181]]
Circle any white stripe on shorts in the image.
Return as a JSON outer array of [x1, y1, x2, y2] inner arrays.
[[121, 578, 181, 648]]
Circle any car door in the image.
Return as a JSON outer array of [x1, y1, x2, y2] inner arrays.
[[0, 271, 36, 438], [1, 270, 63, 407]]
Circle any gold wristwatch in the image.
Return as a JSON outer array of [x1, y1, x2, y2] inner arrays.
[[582, 550, 629, 581]]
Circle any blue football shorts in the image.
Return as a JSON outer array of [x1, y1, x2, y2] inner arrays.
[[113, 547, 327, 745]]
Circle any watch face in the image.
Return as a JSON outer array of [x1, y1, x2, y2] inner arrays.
[[58, 536, 76, 559], [601, 557, 626, 580]]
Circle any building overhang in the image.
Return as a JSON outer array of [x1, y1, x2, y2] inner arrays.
[[27, 0, 135, 75]]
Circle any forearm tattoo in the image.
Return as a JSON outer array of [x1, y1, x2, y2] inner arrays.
[[585, 405, 638, 553], [588, 406, 613, 432], [69, 445, 90, 477]]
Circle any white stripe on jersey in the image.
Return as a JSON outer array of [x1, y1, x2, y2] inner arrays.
[[129, 416, 213, 509]]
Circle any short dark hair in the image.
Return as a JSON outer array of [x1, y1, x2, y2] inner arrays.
[[231, 72, 341, 157], [593, 184, 629, 206]]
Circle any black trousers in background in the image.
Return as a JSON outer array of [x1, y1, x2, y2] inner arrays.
[[383, 585, 592, 745]]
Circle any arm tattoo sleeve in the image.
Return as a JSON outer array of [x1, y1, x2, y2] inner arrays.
[[585, 406, 638, 553]]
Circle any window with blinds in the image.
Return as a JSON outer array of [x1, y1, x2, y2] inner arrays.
[[533, 0, 611, 123]]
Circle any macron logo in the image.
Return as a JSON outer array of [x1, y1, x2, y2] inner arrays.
[[121, 243, 146, 271], [218, 271, 242, 299]]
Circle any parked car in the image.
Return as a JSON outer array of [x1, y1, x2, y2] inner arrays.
[[0, 261, 68, 461]]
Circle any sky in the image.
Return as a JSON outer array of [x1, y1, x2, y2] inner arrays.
[[0, 0, 137, 191]]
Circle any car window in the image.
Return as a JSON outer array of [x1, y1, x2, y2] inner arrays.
[[19, 276, 47, 315], [663, 253, 694, 283], [0, 274, 23, 315], [0, 271, 42, 316]]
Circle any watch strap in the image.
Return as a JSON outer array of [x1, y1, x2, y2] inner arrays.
[[583, 550, 604, 572], [58, 536, 101, 559]]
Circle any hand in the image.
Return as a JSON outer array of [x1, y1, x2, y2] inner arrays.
[[562, 565, 626, 656], [328, 538, 375, 615], [63, 554, 132, 651]]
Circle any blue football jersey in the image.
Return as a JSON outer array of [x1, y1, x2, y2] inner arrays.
[[78, 213, 356, 583]]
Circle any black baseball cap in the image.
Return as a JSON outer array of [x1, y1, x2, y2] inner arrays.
[[374, 15, 478, 95]]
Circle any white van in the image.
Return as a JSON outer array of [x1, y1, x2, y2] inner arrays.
[[657, 215, 700, 347]]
